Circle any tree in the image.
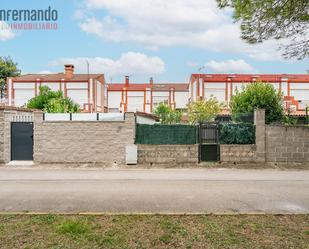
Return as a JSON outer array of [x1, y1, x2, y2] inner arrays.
[[217, 0, 309, 60], [0, 57, 21, 99], [154, 103, 182, 124], [230, 82, 284, 123], [27, 86, 79, 113], [187, 97, 221, 124], [154, 103, 170, 124]]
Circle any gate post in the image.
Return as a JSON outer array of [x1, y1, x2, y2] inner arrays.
[[197, 123, 201, 163], [254, 109, 266, 162]]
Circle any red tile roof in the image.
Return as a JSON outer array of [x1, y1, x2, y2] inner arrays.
[[11, 73, 103, 82], [107, 83, 188, 91], [136, 111, 160, 121], [191, 74, 309, 83]]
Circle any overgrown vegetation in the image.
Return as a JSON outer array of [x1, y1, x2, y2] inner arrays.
[[187, 97, 221, 124], [230, 82, 284, 124], [154, 102, 182, 124], [0, 214, 308, 249], [27, 86, 79, 113]]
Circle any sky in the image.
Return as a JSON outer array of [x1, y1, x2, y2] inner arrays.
[[0, 0, 308, 83]]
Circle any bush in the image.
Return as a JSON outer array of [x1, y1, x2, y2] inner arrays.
[[219, 123, 255, 144], [27, 86, 79, 113], [44, 96, 79, 113], [188, 97, 221, 124], [230, 82, 284, 124], [154, 103, 182, 124]]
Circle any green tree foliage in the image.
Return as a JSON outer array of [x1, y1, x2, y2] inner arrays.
[[0, 56, 21, 98], [154, 103, 182, 124], [187, 97, 221, 124], [230, 82, 284, 124], [27, 86, 79, 113], [217, 0, 309, 60]]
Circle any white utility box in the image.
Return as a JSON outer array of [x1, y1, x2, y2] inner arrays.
[[125, 144, 138, 165]]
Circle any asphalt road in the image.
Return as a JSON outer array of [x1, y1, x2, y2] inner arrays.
[[0, 168, 308, 214]]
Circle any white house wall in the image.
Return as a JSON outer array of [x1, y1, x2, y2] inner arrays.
[[268, 82, 280, 91], [175, 92, 188, 109], [192, 81, 197, 101], [41, 82, 60, 91], [127, 91, 144, 112], [108, 91, 122, 110], [152, 91, 169, 105], [14, 89, 35, 106], [67, 89, 88, 106], [13, 82, 35, 106], [290, 83, 309, 101], [96, 81, 102, 107], [204, 82, 225, 102], [136, 116, 157, 124], [66, 82, 88, 89], [14, 82, 35, 89]]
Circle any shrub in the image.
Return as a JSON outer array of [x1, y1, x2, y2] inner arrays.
[[44, 96, 79, 113], [154, 103, 183, 124], [188, 97, 221, 124], [219, 123, 255, 144], [27, 86, 79, 113], [230, 82, 284, 124]]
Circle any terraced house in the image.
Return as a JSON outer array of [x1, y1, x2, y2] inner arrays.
[[6, 64, 107, 113], [189, 74, 309, 113], [5, 66, 309, 115]]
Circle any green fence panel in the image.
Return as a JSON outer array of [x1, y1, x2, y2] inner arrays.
[[219, 123, 255, 144], [136, 124, 197, 144]]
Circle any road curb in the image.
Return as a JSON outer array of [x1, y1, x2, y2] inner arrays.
[[0, 212, 304, 216]]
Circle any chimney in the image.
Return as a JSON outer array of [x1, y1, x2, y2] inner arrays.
[[125, 76, 129, 87], [150, 77, 154, 86], [64, 64, 74, 79]]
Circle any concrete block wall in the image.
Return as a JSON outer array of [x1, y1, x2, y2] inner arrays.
[[138, 144, 198, 166], [34, 112, 135, 166], [220, 144, 256, 162], [266, 125, 309, 163]]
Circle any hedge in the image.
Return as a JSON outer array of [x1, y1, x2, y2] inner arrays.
[[219, 123, 255, 144], [135, 124, 197, 144], [136, 123, 255, 145]]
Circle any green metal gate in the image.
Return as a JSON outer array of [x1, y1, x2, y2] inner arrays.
[[199, 122, 220, 162]]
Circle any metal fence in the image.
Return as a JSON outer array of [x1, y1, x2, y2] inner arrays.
[[43, 113, 124, 121], [199, 123, 219, 144]]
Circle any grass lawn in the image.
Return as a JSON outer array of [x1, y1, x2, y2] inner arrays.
[[0, 214, 308, 249]]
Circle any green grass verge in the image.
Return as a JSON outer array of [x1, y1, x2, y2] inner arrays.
[[0, 214, 308, 249]]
